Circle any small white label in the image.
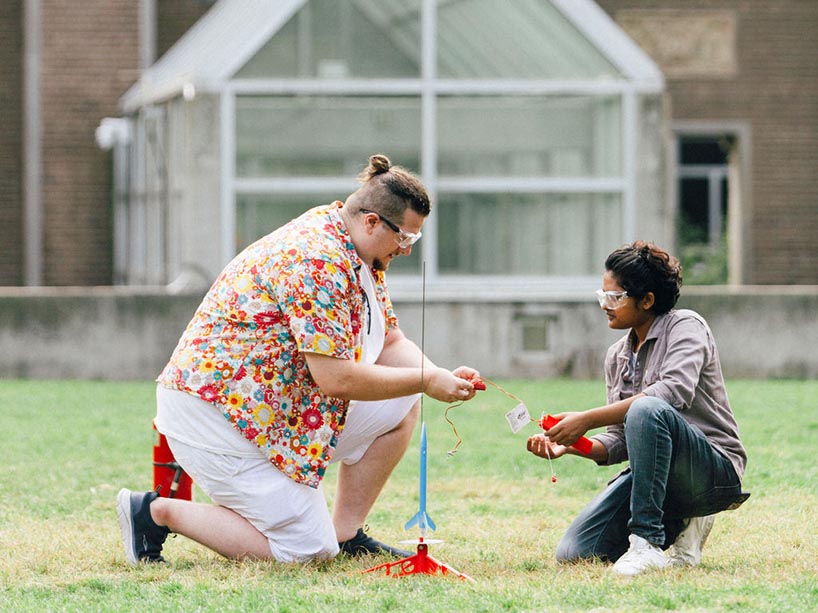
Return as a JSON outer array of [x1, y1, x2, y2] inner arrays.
[[505, 403, 531, 434]]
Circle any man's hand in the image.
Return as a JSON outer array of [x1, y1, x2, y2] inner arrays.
[[451, 365, 480, 382], [425, 367, 478, 403]]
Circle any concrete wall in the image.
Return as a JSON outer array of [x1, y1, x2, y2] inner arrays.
[[0, 287, 202, 380], [2, 286, 816, 381]]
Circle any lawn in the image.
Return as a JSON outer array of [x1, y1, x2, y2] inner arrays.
[[1, 379, 816, 612]]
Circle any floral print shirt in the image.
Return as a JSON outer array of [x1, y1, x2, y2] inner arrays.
[[158, 202, 398, 488]]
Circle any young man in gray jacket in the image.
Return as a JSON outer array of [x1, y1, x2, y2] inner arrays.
[[527, 241, 747, 576]]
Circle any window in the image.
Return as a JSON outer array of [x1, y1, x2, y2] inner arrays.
[[436, 0, 619, 79], [677, 136, 731, 284], [226, 0, 647, 283], [438, 96, 621, 178], [438, 193, 621, 276], [236, 96, 421, 179], [237, 0, 421, 79]]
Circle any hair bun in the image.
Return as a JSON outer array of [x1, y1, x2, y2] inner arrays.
[[368, 154, 391, 175]]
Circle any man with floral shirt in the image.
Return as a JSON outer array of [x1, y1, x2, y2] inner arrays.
[[117, 154, 481, 565]]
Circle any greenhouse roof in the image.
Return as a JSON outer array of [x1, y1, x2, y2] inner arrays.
[[120, 0, 662, 113]]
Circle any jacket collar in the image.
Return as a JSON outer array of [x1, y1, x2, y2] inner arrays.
[[621, 310, 674, 356]]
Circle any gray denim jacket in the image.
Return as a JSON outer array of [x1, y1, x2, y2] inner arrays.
[[593, 309, 747, 481]]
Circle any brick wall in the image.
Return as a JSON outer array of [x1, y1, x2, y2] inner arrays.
[[0, 1, 210, 287], [0, 3, 23, 286], [38, 1, 142, 285], [156, 0, 212, 59], [596, 0, 818, 284]]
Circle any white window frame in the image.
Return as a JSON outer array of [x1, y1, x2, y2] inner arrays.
[[218, 0, 649, 298]]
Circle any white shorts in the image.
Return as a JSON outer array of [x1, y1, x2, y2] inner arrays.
[[156, 386, 419, 562]]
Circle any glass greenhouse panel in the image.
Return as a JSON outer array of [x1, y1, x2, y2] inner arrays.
[[437, 192, 622, 276], [438, 96, 621, 177], [236, 193, 422, 274], [236, 194, 337, 251], [237, 0, 421, 79], [236, 96, 421, 177], [437, 0, 620, 79]]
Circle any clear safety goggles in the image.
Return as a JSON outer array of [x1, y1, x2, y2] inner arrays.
[[360, 208, 422, 248], [595, 289, 629, 310]]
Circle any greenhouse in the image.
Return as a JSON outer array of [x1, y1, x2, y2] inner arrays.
[[115, 0, 664, 300]]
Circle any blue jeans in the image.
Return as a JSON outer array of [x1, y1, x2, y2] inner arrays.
[[556, 396, 742, 563]]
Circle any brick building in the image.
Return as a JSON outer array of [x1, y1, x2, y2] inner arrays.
[[1, 0, 817, 287], [596, 0, 818, 284], [0, 0, 209, 287]]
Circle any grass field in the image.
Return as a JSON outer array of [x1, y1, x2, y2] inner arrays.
[[1, 379, 817, 612]]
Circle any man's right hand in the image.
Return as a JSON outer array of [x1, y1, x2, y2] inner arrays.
[[424, 367, 477, 404]]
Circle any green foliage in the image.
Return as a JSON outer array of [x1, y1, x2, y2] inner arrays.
[[679, 243, 728, 285], [677, 220, 728, 285], [1, 379, 817, 611]]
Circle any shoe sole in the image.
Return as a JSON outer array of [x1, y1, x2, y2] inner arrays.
[[116, 488, 138, 566]]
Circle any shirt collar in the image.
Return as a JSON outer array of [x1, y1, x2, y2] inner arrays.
[[327, 201, 364, 271]]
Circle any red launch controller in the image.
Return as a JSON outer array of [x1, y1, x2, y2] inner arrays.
[[539, 414, 594, 455]]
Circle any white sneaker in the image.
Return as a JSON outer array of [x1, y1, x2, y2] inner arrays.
[[666, 515, 715, 567], [611, 534, 670, 576]]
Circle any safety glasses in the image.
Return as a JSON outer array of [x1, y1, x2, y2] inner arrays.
[[360, 208, 422, 248], [595, 289, 629, 310]]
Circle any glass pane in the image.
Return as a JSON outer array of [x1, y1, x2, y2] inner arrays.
[[236, 194, 334, 251], [679, 178, 709, 245], [236, 0, 421, 78], [437, 0, 620, 79], [236, 194, 421, 275], [438, 96, 621, 177], [437, 192, 622, 275], [384, 241, 422, 274], [236, 96, 421, 177], [680, 137, 729, 165]]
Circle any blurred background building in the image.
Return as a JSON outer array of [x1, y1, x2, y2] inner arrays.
[[2, 0, 817, 379], [3, 0, 817, 289]]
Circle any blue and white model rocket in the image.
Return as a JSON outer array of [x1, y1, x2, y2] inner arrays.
[[404, 422, 436, 536]]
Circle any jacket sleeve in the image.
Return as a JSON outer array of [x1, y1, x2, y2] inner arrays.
[[642, 314, 711, 411], [592, 343, 628, 465]]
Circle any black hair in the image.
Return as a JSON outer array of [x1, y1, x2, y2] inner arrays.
[[605, 241, 683, 315]]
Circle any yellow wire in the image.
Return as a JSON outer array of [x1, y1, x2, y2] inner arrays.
[[444, 377, 530, 456]]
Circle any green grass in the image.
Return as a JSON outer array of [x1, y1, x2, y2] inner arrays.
[[1, 379, 817, 611]]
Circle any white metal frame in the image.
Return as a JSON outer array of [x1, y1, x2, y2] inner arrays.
[[212, 0, 663, 295]]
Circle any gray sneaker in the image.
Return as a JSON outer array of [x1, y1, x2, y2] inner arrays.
[[666, 515, 715, 567], [117, 488, 170, 565]]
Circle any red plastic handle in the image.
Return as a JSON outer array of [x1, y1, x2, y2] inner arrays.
[[472, 379, 487, 391], [539, 414, 594, 455]]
